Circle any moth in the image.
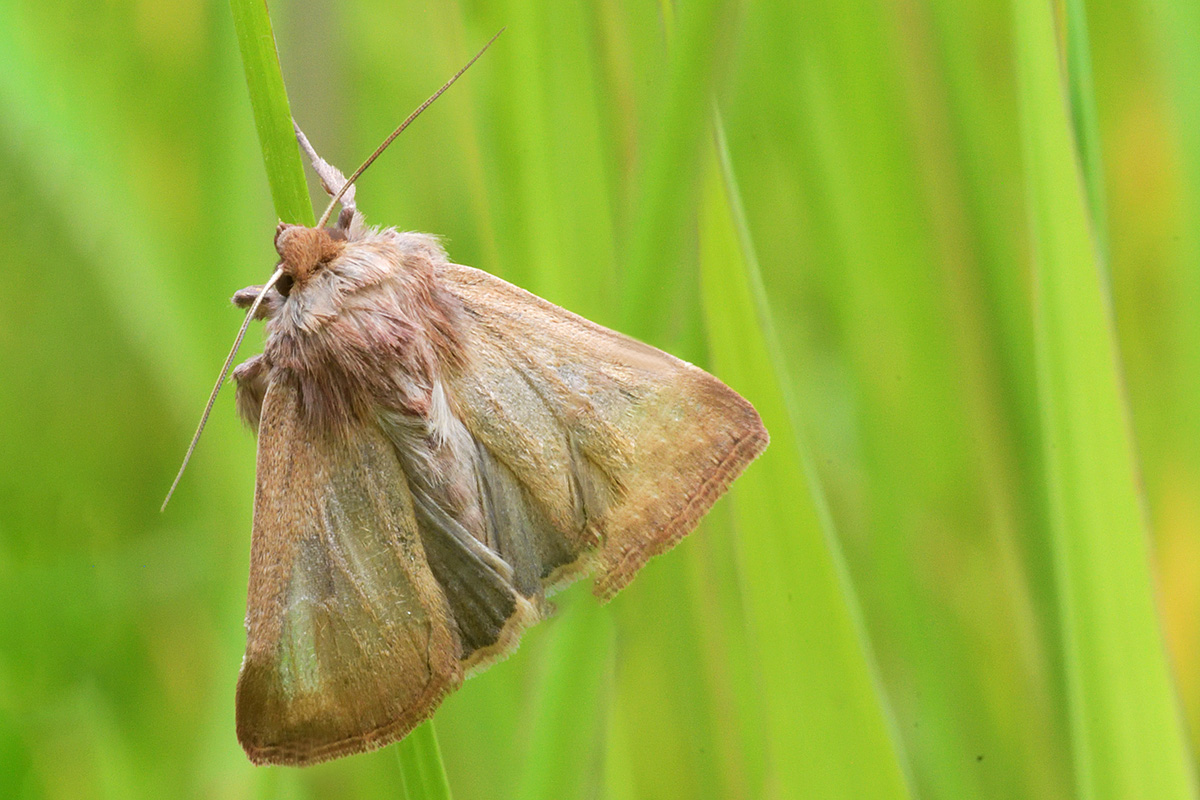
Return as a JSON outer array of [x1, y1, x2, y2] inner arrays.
[[166, 34, 767, 766]]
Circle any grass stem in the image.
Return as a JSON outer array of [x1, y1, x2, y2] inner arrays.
[[227, 1, 453, 796]]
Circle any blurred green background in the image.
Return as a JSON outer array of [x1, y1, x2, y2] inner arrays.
[[2, 0, 1198, 797]]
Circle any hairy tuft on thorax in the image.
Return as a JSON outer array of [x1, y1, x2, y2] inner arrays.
[[263, 228, 465, 432]]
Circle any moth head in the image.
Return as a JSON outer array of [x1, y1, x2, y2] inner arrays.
[[161, 30, 506, 513], [274, 223, 346, 297]]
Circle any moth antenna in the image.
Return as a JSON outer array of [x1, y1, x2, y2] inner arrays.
[[164, 29, 504, 509], [161, 268, 285, 512], [316, 27, 505, 229]]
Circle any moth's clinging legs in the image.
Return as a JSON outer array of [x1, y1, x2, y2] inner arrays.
[[294, 122, 357, 230], [232, 354, 270, 432], [232, 285, 282, 320]]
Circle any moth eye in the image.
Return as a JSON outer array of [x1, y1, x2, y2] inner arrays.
[[277, 273, 295, 297]]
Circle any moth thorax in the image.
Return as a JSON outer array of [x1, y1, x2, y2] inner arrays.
[[274, 223, 346, 295]]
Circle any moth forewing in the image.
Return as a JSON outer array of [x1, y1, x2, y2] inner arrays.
[[236, 376, 463, 766]]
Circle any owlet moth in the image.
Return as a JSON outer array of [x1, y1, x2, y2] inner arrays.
[[167, 33, 767, 766]]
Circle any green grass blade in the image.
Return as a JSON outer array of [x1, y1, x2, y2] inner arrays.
[[228, 2, 451, 795], [1063, 0, 1108, 266], [1142, 0, 1200, 760], [515, 593, 612, 800], [0, 3, 209, 405], [699, 113, 912, 799], [1014, 0, 1199, 796], [397, 722, 454, 800], [620, 0, 736, 339], [228, 0, 313, 225]]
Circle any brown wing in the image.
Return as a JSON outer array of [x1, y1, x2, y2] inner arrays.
[[235, 262, 766, 766], [235, 375, 527, 766], [440, 263, 769, 600]]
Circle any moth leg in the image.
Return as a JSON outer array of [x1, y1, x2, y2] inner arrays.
[[293, 122, 358, 230], [232, 285, 282, 320], [233, 354, 270, 432]]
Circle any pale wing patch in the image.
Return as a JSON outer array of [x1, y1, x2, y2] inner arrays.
[[277, 537, 325, 698], [448, 328, 590, 535], [474, 440, 579, 595], [376, 403, 549, 662]]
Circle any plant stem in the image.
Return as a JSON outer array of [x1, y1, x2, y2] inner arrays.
[[228, 0, 314, 225], [397, 721, 454, 800], [1015, 0, 1198, 795], [227, 2, 453, 796]]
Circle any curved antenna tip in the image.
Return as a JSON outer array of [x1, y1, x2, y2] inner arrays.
[[161, 268, 284, 511], [315, 28, 506, 228]]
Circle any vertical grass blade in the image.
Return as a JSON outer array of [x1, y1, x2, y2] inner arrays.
[[1062, 0, 1108, 266], [228, 1, 451, 795], [699, 114, 912, 799], [0, 3, 206, 404], [397, 722, 454, 800], [1142, 0, 1200, 759], [621, 0, 735, 338], [515, 594, 613, 799], [228, 0, 314, 226], [1014, 0, 1199, 796]]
